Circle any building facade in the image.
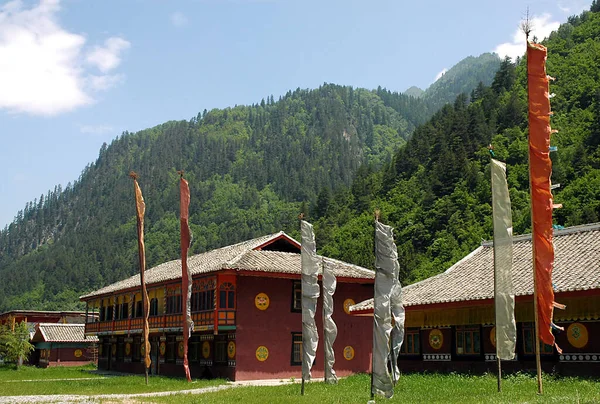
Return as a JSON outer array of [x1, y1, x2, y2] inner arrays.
[[31, 323, 98, 367], [81, 232, 375, 380], [351, 223, 600, 376]]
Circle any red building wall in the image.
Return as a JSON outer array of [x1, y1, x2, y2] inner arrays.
[[235, 275, 373, 381]]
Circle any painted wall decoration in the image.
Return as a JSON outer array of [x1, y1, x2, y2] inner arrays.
[[111, 344, 117, 356], [178, 341, 185, 358], [228, 341, 236, 359], [255, 293, 270, 311], [343, 346, 355, 360], [202, 341, 211, 359], [159, 342, 166, 356], [74, 349, 83, 358], [343, 299, 355, 314], [255, 346, 269, 362], [125, 343, 131, 356], [490, 326, 496, 348], [140, 344, 145, 357], [567, 322, 589, 348], [429, 329, 443, 350]]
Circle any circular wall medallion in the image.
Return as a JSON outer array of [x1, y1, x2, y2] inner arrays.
[[343, 346, 355, 360], [178, 341, 185, 358], [255, 293, 270, 311], [490, 327, 496, 348], [429, 329, 443, 350], [111, 344, 117, 356], [228, 341, 236, 359], [255, 346, 269, 362], [159, 341, 166, 356], [567, 322, 589, 348], [125, 343, 131, 356], [74, 349, 83, 358], [343, 299, 356, 314], [202, 341, 211, 359]]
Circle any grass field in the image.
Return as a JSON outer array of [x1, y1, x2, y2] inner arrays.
[[0, 364, 223, 396], [144, 372, 600, 404]]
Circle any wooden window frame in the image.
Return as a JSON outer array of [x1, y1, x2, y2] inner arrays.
[[215, 340, 227, 363], [522, 323, 554, 355], [400, 329, 420, 355], [291, 281, 302, 312], [455, 326, 481, 355], [291, 332, 302, 366], [219, 282, 235, 310], [149, 298, 159, 317]]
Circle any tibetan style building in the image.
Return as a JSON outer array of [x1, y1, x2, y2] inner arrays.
[[350, 223, 600, 376], [31, 324, 98, 367], [80, 232, 375, 381]]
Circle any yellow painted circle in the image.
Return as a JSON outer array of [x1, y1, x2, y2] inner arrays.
[[125, 343, 131, 356], [111, 344, 117, 356], [159, 342, 166, 356], [178, 341, 185, 358], [490, 327, 496, 348], [202, 341, 211, 359], [343, 346, 355, 360], [343, 299, 356, 314], [74, 349, 83, 358], [429, 329, 443, 350], [256, 346, 269, 362], [228, 341, 236, 359], [140, 344, 145, 356], [255, 293, 270, 311], [567, 322, 589, 348]]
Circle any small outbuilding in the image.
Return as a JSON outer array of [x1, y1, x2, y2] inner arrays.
[[31, 323, 98, 367]]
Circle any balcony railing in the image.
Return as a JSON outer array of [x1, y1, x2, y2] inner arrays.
[[84, 311, 220, 335]]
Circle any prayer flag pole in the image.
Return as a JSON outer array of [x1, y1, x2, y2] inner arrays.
[[179, 170, 193, 382]]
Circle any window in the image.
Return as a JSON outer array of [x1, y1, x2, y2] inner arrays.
[[106, 305, 114, 321], [291, 281, 302, 312], [215, 340, 227, 363], [99, 301, 106, 321], [133, 336, 141, 361], [116, 337, 125, 361], [401, 329, 420, 355], [135, 300, 143, 318], [291, 333, 302, 365], [189, 336, 200, 362], [166, 295, 182, 314], [149, 298, 159, 316], [456, 326, 481, 355], [166, 335, 177, 363], [522, 323, 554, 355], [191, 290, 215, 312], [219, 283, 235, 309], [120, 302, 128, 319]]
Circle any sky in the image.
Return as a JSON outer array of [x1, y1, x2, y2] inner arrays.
[[0, 0, 592, 228]]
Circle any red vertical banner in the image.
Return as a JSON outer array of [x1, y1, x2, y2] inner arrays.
[[527, 42, 560, 351], [179, 174, 193, 382]]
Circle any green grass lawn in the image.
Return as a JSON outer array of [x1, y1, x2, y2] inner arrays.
[[144, 372, 600, 404], [0, 364, 224, 396]]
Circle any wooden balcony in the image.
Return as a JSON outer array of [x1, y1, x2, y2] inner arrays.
[[84, 311, 219, 335]]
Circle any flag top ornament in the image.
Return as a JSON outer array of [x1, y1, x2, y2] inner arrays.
[[322, 259, 338, 384], [527, 41, 563, 353], [130, 172, 151, 379], [179, 171, 194, 382], [490, 158, 516, 361], [300, 220, 319, 383], [372, 218, 404, 399]]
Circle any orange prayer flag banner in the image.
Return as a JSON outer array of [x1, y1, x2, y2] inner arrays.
[[180, 175, 193, 382]]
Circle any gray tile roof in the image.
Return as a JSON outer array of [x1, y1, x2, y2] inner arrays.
[[350, 223, 600, 312], [226, 250, 375, 279], [81, 232, 373, 300], [32, 323, 98, 343]]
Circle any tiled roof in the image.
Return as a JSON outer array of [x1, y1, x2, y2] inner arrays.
[[226, 250, 375, 279], [32, 323, 98, 343], [350, 223, 600, 312], [81, 232, 373, 300]]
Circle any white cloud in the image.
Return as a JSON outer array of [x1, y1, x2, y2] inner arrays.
[[88, 74, 125, 91], [170, 11, 188, 27], [494, 13, 560, 61], [434, 68, 448, 82], [0, 0, 130, 117], [86, 37, 130, 73], [79, 124, 114, 135]]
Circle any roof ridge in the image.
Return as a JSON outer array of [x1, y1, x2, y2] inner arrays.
[[481, 222, 600, 246]]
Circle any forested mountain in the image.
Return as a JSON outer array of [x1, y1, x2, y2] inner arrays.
[[0, 85, 436, 311], [314, 5, 600, 283], [2, 4, 598, 312]]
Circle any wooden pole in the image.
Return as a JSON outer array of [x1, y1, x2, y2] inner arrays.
[[497, 356, 502, 392]]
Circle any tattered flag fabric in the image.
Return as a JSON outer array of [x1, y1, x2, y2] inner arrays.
[[322, 259, 338, 384], [301, 220, 320, 381], [389, 273, 405, 385], [491, 158, 516, 360], [180, 176, 194, 382], [372, 220, 401, 398], [527, 42, 562, 352], [133, 177, 151, 371]]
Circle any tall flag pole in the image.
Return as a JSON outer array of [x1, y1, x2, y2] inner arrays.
[[322, 258, 338, 384], [300, 218, 319, 395], [179, 171, 194, 382], [130, 172, 151, 385], [490, 157, 516, 393], [371, 213, 404, 399], [527, 37, 564, 394]]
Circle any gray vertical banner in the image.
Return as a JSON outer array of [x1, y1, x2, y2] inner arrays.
[[322, 258, 338, 384], [301, 220, 320, 381], [389, 275, 405, 385], [372, 220, 397, 398], [491, 159, 516, 360]]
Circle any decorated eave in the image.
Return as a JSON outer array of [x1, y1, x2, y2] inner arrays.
[[80, 231, 374, 301], [350, 223, 600, 315]]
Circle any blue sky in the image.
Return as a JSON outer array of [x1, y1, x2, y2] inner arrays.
[[0, 0, 592, 228]]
